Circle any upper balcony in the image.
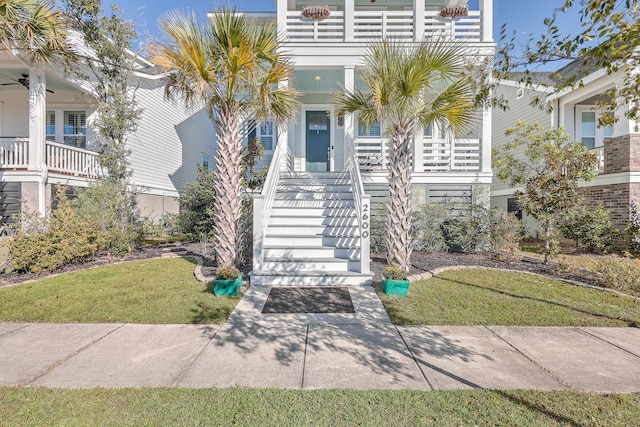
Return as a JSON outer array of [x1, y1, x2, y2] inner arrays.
[[275, 0, 492, 44]]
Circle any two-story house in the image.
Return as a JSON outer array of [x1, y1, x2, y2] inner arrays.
[[246, 0, 495, 285], [0, 33, 215, 227], [491, 60, 640, 236]]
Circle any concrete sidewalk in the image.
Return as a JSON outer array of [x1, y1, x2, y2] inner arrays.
[[1, 285, 640, 391]]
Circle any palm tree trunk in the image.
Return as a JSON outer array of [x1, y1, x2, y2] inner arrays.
[[214, 106, 243, 266], [385, 126, 413, 266]]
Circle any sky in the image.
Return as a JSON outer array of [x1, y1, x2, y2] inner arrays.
[[110, 0, 584, 63]]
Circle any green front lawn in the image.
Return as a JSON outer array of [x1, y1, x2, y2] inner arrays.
[[0, 388, 638, 426], [0, 257, 239, 324], [381, 269, 640, 326]]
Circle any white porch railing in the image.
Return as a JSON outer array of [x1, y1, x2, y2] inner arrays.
[[253, 133, 290, 273], [354, 137, 481, 173], [46, 141, 100, 178], [286, 11, 344, 41], [353, 11, 413, 40], [0, 138, 29, 168], [592, 147, 605, 173], [285, 9, 482, 42], [345, 131, 371, 274]]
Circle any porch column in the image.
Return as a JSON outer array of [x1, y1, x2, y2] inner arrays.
[[28, 67, 47, 215], [481, 106, 492, 173], [344, 66, 355, 162], [480, 0, 493, 43], [276, 0, 288, 37], [345, 0, 355, 42], [413, 135, 424, 172], [414, 0, 425, 41]]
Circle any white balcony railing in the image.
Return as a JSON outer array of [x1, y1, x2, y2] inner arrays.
[[46, 141, 100, 178], [354, 137, 481, 173], [285, 10, 482, 42], [0, 138, 29, 168], [0, 138, 100, 178]]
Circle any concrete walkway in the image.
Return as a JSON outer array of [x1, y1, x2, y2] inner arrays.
[[1, 285, 640, 391]]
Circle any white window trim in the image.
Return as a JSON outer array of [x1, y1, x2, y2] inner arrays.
[[575, 107, 613, 149]]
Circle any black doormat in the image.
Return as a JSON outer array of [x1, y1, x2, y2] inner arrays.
[[262, 287, 355, 314]]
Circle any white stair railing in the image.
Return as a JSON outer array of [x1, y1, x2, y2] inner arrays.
[[252, 133, 290, 273], [345, 131, 371, 274]]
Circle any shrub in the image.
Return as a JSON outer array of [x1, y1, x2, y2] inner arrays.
[[558, 205, 618, 253], [491, 211, 524, 260], [369, 203, 387, 253], [627, 201, 640, 254], [383, 265, 408, 280], [175, 166, 216, 242], [412, 202, 452, 253], [441, 205, 493, 253], [73, 181, 142, 255], [9, 190, 98, 274], [215, 265, 240, 280], [593, 255, 640, 295]]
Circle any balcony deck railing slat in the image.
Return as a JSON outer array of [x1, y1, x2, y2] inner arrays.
[[286, 9, 481, 42]]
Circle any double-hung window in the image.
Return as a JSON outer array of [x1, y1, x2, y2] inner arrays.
[[257, 120, 274, 151], [63, 111, 87, 148], [357, 120, 381, 138], [577, 109, 613, 149]]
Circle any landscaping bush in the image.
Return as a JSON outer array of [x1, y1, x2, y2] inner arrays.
[[627, 201, 640, 255], [558, 205, 618, 253], [491, 211, 524, 260], [441, 205, 493, 253], [73, 181, 142, 255], [369, 203, 387, 253], [174, 166, 216, 242], [9, 191, 98, 274], [412, 202, 452, 253], [593, 255, 640, 295]]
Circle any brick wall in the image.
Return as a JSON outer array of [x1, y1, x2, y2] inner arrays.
[[603, 134, 640, 174], [580, 183, 631, 231]]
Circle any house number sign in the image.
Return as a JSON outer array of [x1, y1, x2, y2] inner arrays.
[[361, 203, 370, 238]]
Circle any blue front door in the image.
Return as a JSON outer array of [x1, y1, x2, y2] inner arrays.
[[305, 111, 330, 172]]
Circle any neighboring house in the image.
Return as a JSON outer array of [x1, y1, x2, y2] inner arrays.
[[241, 0, 495, 285], [491, 61, 640, 235], [0, 33, 215, 226]]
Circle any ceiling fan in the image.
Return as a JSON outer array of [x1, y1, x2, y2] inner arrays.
[[0, 74, 54, 93]]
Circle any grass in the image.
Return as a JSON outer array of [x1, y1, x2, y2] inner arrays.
[[0, 388, 638, 426], [380, 269, 640, 326], [0, 257, 239, 324]]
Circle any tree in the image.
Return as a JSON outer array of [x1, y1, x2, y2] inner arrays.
[[63, 0, 143, 248], [493, 121, 599, 263], [495, 0, 640, 126], [0, 0, 69, 64], [150, 9, 299, 267], [336, 40, 476, 267]]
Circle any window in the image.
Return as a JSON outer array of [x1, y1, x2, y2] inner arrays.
[[507, 198, 522, 220], [577, 109, 614, 149], [45, 111, 55, 142], [63, 111, 87, 148], [357, 120, 381, 137], [202, 154, 209, 171], [257, 120, 274, 151], [580, 111, 596, 149], [424, 123, 446, 139]]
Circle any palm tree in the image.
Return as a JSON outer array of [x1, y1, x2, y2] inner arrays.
[[151, 9, 299, 267], [336, 40, 476, 267], [0, 0, 68, 64]]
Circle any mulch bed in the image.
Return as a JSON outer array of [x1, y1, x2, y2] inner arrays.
[[1, 240, 595, 288]]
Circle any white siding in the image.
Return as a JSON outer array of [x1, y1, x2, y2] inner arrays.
[[126, 80, 216, 197], [491, 83, 550, 193]]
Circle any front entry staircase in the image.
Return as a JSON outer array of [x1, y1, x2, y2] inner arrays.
[[251, 171, 373, 286]]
